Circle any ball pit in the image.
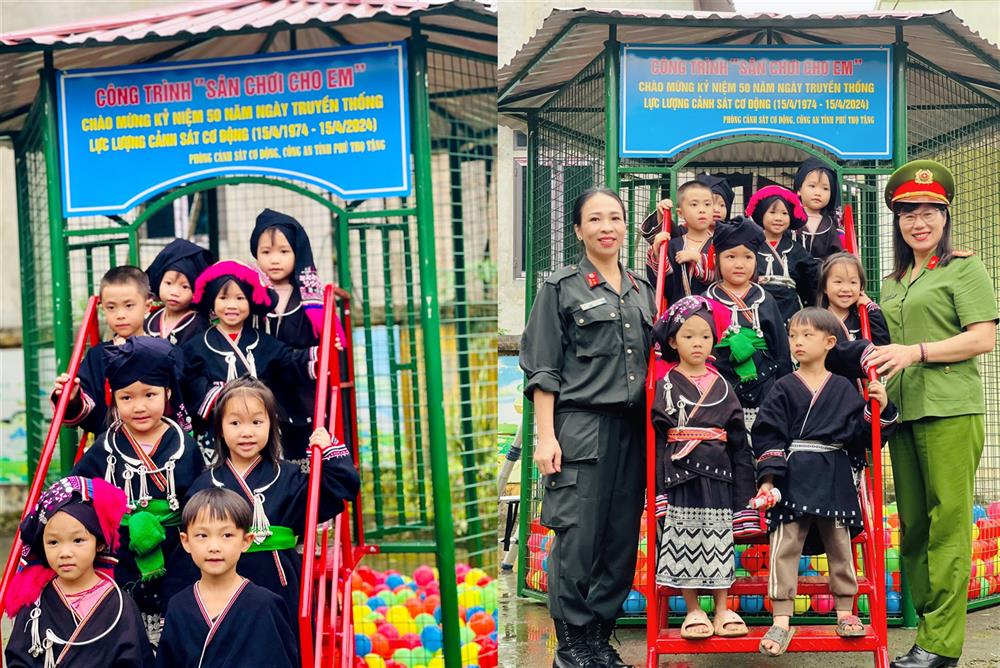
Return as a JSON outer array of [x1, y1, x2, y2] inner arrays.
[[352, 564, 498, 668]]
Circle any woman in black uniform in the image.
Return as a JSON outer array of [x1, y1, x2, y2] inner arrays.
[[521, 188, 656, 668]]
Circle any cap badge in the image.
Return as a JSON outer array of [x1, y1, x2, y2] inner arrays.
[[914, 169, 934, 185]]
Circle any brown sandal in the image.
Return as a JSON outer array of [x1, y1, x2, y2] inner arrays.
[[680, 610, 713, 639], [836, 614, 866, 638], [713, 609, 749, 637], [759, 625, 795, 657]]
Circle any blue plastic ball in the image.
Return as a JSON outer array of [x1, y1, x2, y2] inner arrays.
[[367, 596, 383, 610], [887, 591, 902, 614], [386, 574, 405, 589], [355, 633, 372, 656], [973, 505, 987, 523], [541, 557, 548, 572], [740, 595, 764, 613], [433, 606, 441, 623], [622, 590, 646, 614], [420, 624, 444, 653], [668, 595, 687, 613], [798, 556, 811, 574]]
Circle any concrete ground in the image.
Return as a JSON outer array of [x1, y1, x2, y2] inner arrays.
[[498, 571, 1000, 667]]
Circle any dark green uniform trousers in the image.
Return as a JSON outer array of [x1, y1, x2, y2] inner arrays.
[[889, 414, 984, 659], [542, 409, 645, 626]]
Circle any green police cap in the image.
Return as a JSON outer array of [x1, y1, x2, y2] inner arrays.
[[884, 159, 955, 209]]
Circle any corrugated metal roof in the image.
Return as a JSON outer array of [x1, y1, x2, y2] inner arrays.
[[498, 8, 1000, 112], [0, 0, 495, 131]]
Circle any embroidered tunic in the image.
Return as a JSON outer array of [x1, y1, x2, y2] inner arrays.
[[756, 234, 819, 326], [157, 579, 296, 668], [751, 372, 898, 553], [703, 283, 792, 411], [72, 419, 204, 614], [835, 302, 891, 345], [652, 369, 757, 588], [162, 445, 359, 625], [793, 212, 843, 261], [144, 309, 210, 347], [5, 575, 154, 668]]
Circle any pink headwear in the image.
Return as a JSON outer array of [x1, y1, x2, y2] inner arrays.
[[192, 260, 277, 317], [745, 185, 808, 229]]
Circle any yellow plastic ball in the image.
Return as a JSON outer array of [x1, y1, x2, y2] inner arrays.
[[428, 657, 445, 668], [461, 642, 482, 665], [386, 605, 412, 626], [364, 654, 386, 668], [458, 588, 482, 609], [356, 619, 377, 637], [794, 595, 811, 615], [465, 568, 488, 586]]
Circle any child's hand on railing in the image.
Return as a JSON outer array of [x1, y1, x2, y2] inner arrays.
[[53, 373, 80, 401], [867, 380, 887, 407], [310, 427, 332, 448]]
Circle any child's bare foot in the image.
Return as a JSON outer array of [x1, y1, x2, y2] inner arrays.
[[759, 615, 791, 655]]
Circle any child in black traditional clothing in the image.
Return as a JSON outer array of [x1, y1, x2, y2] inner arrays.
[[163, 377, 359, 629], [52, 266, 154, 435], [144, 238, 215, 345], [746, 185, 819, 327], [250, 209, 343, 465], [751, 307, 898, 656], [703, 219, 792, 429], [180, 260, 318, 463], [651, 296, 758, 640], [640, 179, 720, 304], [793, 158, 844, 260], [158, 487, 297, 668], [818, 252, 890, 345], [4, 476, 154, 668], [71, 337, 203, 636]]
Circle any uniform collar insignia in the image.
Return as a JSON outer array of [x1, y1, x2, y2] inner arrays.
[[927, 255, 940, 270], [586, 272, 600, 289]]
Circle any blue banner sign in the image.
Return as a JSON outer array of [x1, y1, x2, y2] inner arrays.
[[58, 43, 410, 216], [620, 45, 892, 159]]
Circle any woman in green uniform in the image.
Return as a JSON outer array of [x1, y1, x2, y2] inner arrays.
[[863, 160, 997, 668], [520, 188, 655, 668]]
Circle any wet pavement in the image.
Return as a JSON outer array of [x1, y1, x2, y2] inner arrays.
[[498, 570, 1000, 667]]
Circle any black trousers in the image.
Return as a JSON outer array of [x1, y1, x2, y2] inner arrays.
[[541, 409, 645, 626]]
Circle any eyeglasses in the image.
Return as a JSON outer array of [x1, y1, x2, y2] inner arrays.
[[898, 209, 943, 225]]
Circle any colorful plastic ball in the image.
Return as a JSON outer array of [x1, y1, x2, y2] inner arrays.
[[413, 613, 437, 630], [399, 633, 421, 650], [378, 624, 400, 643], [469, 612, 496, 636], [480, 582, 498, 612], [405, 597, 425, 618], [699, 596, 714, 614], [794, 595, 810, 615], [413, 566, 436, 587], [668, 596, 687, 613], [811, 594, 835, 614], [356, 634, 373, 656], [371, 633, 391, 658], [420, 625, 443, 653], [858, 595, 869, 614], [974, 505, 987, 522], [798, 556, 811, 574], [458, 588, 482, 610], [387, 574, 406, 589], [465, 568, 489, 586], [428, 658, 445, 668], [459, 626, 476, 645], [740, 595, 763, 614], [455, 564, 471, 581], [357, 619, 378, 637], [460, 641, 481, 665], [623, 590, 646, 614], [885, 548, 900, 572], [887, 591, 902, 614], [364, 655, 387, 668]]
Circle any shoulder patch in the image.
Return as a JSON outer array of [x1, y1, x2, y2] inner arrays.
[[951, 249, 975, 258], [543, 265, 579, 285]]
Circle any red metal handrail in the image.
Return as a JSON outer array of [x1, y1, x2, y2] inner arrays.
[[645, 214, 671, 668], [299, 284, 342, 667], [843, 204, 889, 666], [0, 296, 101, 662]]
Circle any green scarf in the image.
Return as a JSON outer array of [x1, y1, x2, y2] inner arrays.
[[716, 326, 767, 382], [245, 526, 298, 553], [121, 499, 180, 581]]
